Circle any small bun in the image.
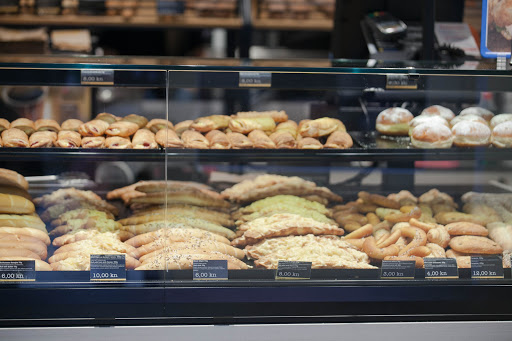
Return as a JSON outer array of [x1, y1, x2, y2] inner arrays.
[[490, 113, 512, 129], [411, 123, 453, 149], [421, 105, 455, 121], [409, 115, 449, 136], [376, 107, 413, 136], [450, 114, 488, 127], [452, 121, 491, 147], [491, 121, 512, 148], [459, 107, 494, 122]]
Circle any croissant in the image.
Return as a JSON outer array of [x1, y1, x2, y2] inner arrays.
[[146, 119, 173, 133], [81, 136, 105, 148], [427, 226, 450, 248], [55, 131, 81, 148], [181, 130, 209, 149], [29, 131, 57, 148], [35, 119, 60, 132], [299, 117, 346, 137], [191, 115, 230, 133], [10, 118, 35, 136], [155, 128, 183, 148], [1, 128, 29, 147], [132, 129, 158, 149], [78, 119, 110, 137], [248, 129, 276, 149], [61, 119, 83, 132], [205, 130, 231, 149]]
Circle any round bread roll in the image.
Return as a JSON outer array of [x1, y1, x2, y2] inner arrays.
[[376, 107, 413, 136], [491, 121, 512, 148], [408, 115, 449, 136], [451, 121, 491, 147], [420, 105, 455, 121], [450, 114, 488, 127], [490, 113, 512, 129], [411, 123, 453, 149], [459, 107, 494, 122]]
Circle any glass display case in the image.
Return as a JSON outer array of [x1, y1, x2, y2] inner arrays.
[[0, 56, 512, 337]]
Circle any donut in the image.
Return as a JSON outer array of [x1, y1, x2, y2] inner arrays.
[[451, 121, 491, 147], [410, 123, 453, 149], [450, 114, 488, 127], [420, 105, 455, 121], [491, 121, 512, 148], [490, 113, 512, 129], [408, 115, 449, 136], [459, 107, 494, 122], [376, 107, 413, 136]]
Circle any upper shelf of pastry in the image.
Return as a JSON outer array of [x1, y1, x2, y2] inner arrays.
[[0, 56, 511, 92]]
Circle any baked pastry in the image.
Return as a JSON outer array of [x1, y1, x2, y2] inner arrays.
[[0, 168, 28, 190], [449, 235, 503, 254], [205, 130, 231, 149], [491, 121, 512, 148], [35, 187, 117, 211], [29, 131, 57, 148], [0, 185, 30, 200], [10, 118, 35, 136], [105, 136, 132, 149], [0, 214, 47, 232], [52, 230, 133, 247], [297, 136, 323, 149], [122, 114, 148, 128], [236, 203, 335, 226], [0, 135, 2, 147], [248, 129, 276, 149], [410, 123, 453, 148], [275, 120, 298, 138], [135, 251, 247, 270], [55, 130, 81, 148], [490, 114, 512, 129], [0, 118, 8, 133], [155, 128, 183, 148], [181, 130, 209, 149], [146, 119, 173, 133], [125, 228, 229, 248], [299, 117, 346, 138], [445, 222, 488, 237], [0, 248, 42, 260], [1, 128, 29, 147], [226, 132, 253, 149], [0, 193, 35, 214], [174, 120, 193, 137], [269, 130, 296, 149], [50, 208, 114, 227], [487, 222, 512, 251], [324, 131, 353, 149], [376, 108, 413, 136], [96, 112, 118, 124], [408, 115, 449, 135], [190, 115, 230, 132], [81, 136, 105, 148], [234, 110, 288, 123], [78, 119, 110, 137], [105, 121, 139, 137], [434, 212, 487, 226], [420, 105, 455, 121], [34, 119, 60, 132], [229, 116, 276, 134], [132, 129, 158, 149], [60, 119, 83, 132], [451, 121, 491, 147], [450, 114, 488, 127], [234, 195, 330, 218], [459, 107, 494, 121]]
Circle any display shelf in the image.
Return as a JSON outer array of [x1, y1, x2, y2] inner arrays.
[[0, 14, 242, 29], [0, 148, 165, 162], [252, 18, 333, 31]]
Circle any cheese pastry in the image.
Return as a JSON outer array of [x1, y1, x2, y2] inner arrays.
[[81, 136, 105, 148], [55, 130, 81, 148], [132, 129, 158, 149], [78, 119, 110, 137]]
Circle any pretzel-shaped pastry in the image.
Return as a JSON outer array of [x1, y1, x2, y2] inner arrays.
[[362, 236, 400, 260], [398, 226, 427, 256]]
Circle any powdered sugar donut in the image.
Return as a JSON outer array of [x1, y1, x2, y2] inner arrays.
[[376, 107, 413, 136], [409, 115, 449, 136], [459, 107, 495, 122], [490, 114, 512, 129], [411, 123, 453, 149], [451, 121, 491, 147], [491, 121, 512, 148], [420, 105, 455, 121], [450, 114, 488, 127]]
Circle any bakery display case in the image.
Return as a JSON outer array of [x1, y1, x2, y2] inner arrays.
[[0, 56, 512, 333]]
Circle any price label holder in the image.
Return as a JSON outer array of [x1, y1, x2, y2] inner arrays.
[[275, 261, 312, 280], [471, 256, 504, 279], [81, 69, 114, 85], [239, 72, 272, 88], [0, 260, 35, 282], [380, 260, 415, 280], [424, 258, 459, 279], [386, 74, 419, 90], [90, 254, 126, 282], [193, 260, 228, 281]]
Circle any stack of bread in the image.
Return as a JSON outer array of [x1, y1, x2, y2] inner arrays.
[[222, 174, 374, 269], [377, 105, 512, 149], [331, 188, 510, 268], [0, 168, 51, 271], [107, 180, 242, 270]]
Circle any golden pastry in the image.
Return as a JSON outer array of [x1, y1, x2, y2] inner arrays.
[[234, 110, 288, 123], [61, 119, 83, 132], [78, 119, 110, 137], [155, 128, 183, 148], [324, 131, 353, 149], [122, 114, 148, 128], [105, 121, 139, 137], [132, 129, 158, 149], [299, 117, 346, 137], [10, 118, 35, 136], [81, 136, 105, 148], [55, 130, 81, 148], [226, 132, 253, 149], [248, 129, 276, 149], [297, 136, 323, 149], [205, 130, 231, 149], [35, 119, 60, 132], [228, 116, 276, 134], [146, 119, 173, 133], [29, 131, 57, 148], [105, 136, 132, 149], [174, 120, 193, 137], [190, 115, 231, 132], [275, 121, 298, 138], [95, 112, 118, 124], [1, 128, 29, 147], [0, 118, 9, 133], [181, 130, 209, 149]]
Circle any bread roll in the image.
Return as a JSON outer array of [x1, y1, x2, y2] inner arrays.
[[0, 168, 29, 190], [450, 114, 488, 128], [408, 115, 449, 136], [0, 193, 35, 214]]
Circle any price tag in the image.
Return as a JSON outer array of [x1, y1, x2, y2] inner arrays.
[[81, 69, 114, 85], [193, 260, 228, 281], [386, 74, 418, 90], [471, 256, 504, 279], [0, 260, 35, 282], [381, 260, 415, 279], [275, 261, 312, 280], [90, 254, 126, 281], [424, 258, 459, 279], [239, 72, 272, 88]]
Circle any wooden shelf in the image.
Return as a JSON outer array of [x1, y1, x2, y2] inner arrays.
[[252, 18, 333, 31], [0, 14, 242, 29]]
